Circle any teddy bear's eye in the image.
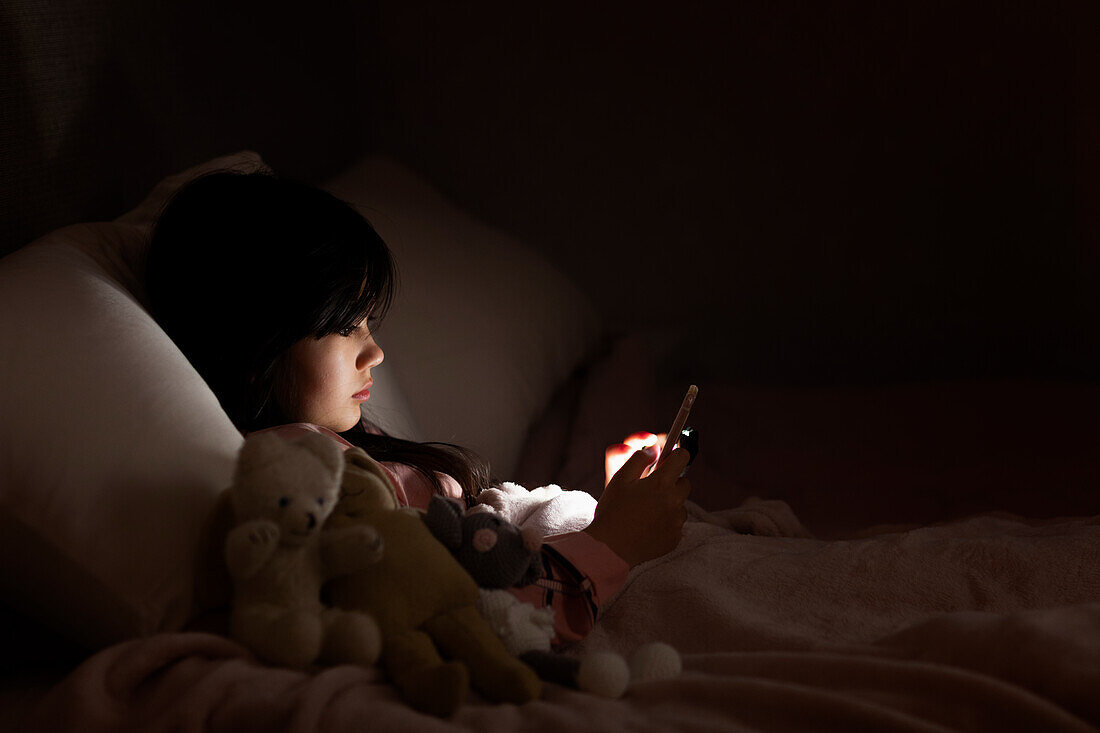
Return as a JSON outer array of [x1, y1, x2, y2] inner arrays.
[[278, 496, 290, 509], [316, 497, 325, 506]]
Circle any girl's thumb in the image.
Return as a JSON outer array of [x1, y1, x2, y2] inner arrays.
[[622, 444, 659, 477]]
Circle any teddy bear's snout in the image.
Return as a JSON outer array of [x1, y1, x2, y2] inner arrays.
[[287, 511, 319, 537], [473, 528, 498, 553]]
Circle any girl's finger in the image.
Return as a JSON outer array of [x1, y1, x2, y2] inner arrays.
[[612, 443, 659, 484], [623, 432, 659, 450], [652, 446, 691, 482], [621, 433, 662, 479], [672, 477, 692, 503], [604, 443, 633, 487]]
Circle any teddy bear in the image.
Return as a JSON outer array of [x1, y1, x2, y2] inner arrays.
[[322, 446, 541, 717], [224, 431, 385, 670], [423, 495, 683, 698]]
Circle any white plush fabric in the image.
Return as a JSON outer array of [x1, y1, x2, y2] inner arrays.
[[475, 481, 599, 538], [322, 157, 603, 478], [476, 588, 556, 655]]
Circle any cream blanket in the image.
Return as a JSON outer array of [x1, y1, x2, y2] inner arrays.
[[26, 487, 1100, 732]]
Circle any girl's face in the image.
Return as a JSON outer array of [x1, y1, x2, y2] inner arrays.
[[278, 318, 385, 432]]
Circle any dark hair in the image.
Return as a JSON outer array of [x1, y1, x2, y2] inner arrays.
[[145, 170, 492, 504]]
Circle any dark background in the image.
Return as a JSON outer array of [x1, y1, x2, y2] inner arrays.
[[2, 0, 1097, 385], [2, 1, 1098, 666]]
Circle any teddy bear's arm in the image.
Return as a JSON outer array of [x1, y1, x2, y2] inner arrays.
[[320, 525, 384, 578], [225, 519, 281, 580]]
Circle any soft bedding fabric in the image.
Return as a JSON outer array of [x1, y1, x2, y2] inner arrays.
[[23, 497, 1100, 732]]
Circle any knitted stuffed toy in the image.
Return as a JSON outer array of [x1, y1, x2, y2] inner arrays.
[[422, 496, 683, 698], [224, 432, 384, 669], [322, 447, 541, 717]]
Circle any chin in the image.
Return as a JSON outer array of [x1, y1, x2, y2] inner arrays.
[[335, 410, 361, 432]]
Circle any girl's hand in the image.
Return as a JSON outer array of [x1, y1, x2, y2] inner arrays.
[[604, 432, 668, 486], [585, 441, 692, 568]]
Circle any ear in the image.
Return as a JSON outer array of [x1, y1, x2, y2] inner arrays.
[[423, 495, 463, 550], [342, 447, 400, 509], [235, 432, 289, 482], [296, 432, 345, 481]]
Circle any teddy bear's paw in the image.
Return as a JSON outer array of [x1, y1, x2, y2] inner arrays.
[[238, 609, 323, 668], [246, 520, 280, 546], [577, 652, 630, 698], [320, 609, 382, 667], [349, 525, 385, 561], [628, 642, 682, 684], [399, 661, 469, 717], [479, 657, 542, 704]]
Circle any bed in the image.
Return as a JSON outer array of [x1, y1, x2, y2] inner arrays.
[[3, 4, 1099, 726], [1, 149, 1098, 732]]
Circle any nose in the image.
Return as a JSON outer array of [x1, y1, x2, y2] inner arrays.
[[357, 337, 384, 371], [306, 512, 317, 530]]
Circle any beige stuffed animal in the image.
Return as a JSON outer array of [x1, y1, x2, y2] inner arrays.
[[324, 447, 541, 717], [225, 431, 384, 669]]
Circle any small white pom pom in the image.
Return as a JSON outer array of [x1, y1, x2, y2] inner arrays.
[[576, 652, 630, 698], [628, 642, 682, 683]]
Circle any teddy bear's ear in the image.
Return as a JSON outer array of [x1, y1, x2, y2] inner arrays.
[[235, 432, 290, 481], [342, 447, 400, 506], [294, 432, 345, 480], [423, 495, 464, 550]]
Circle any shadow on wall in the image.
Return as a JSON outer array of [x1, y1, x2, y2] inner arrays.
[[362, 1, 1100, 385], [0, 0, 369, 259], [4, 1, 1097, 384]]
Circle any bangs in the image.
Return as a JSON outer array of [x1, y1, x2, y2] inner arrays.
[[306, 209, 397, 339]]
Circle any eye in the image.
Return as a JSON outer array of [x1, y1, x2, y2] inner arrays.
[[337, 326, 357, 338], [278, 496, 290, 509], [317, 497, 325, 506]]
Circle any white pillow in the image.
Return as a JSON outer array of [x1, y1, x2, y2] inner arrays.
[[322, 157, 603, 478], [0, 153, 266, 648]]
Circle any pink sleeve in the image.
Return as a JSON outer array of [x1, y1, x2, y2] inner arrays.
[[507, 530, 630, 647], [379, 461, 463, 509]]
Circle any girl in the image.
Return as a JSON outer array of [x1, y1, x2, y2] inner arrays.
[[146, 170, 692, 645]]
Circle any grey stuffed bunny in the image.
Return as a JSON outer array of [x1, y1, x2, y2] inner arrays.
[[422, 495, 681, 698], [422, 496, 543, 588]]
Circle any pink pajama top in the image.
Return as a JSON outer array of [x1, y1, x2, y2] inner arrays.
[[246, 422, 630, 646]]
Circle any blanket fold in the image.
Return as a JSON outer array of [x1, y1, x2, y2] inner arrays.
[[22, 492, 1100, 732]]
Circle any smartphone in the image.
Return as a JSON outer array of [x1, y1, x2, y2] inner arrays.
[[653, 385, 699, 473]]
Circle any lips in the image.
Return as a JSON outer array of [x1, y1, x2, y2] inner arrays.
[[352, 381, 373, 400]]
